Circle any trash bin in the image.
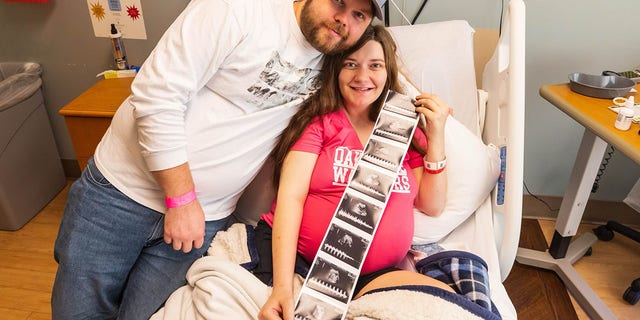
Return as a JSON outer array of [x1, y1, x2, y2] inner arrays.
[[0, 62, 65, 230]]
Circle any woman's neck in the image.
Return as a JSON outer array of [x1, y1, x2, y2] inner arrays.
[[343, 105, 374, 146]]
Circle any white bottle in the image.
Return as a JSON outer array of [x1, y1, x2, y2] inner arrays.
[[615, 107, 633, 131], [626, 96, 638, 120]]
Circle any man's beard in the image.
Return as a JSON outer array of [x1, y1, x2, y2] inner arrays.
[[299, 1, 351, 54]]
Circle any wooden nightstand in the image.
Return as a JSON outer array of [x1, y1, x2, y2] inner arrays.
[[59, 78, 133, 169]]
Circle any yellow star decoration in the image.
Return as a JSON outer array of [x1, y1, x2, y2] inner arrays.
[[90, 2, 106, 21]]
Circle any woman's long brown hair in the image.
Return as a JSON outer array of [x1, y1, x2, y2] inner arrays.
[[270, 24, 404, 188]]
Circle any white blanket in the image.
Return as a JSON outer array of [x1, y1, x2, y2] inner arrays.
[[151, 257, 278, 320]]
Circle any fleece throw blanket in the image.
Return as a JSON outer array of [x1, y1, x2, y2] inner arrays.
[[151, 223, 500, 320]]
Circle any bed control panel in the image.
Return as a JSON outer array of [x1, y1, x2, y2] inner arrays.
[[496, 146, 507, 205]]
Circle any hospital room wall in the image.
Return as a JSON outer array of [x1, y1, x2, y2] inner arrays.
[[393, 0, 640, 202], [1, 1, 639, 202]]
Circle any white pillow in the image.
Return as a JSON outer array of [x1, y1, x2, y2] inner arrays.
[[388, 21, 479, 133], [413, 115, 501, 244]]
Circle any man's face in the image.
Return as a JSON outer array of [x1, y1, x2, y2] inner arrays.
[[299, 0, 374, 54]]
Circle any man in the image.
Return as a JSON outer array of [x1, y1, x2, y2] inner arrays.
[[51, 0, 382, 319]]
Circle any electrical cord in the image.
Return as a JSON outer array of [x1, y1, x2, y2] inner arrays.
[[410, 0, 504, 31], [524, 144, 615, 212], [591, 145, 615, 193], [523, 180, 559, 212], [498, 0, 504, 36], [386, 0, 413, 25], [411, 0, 429, 25], [388, 0, 504, 30]]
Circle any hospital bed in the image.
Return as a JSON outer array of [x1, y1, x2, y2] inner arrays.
[[153, 0, 525, 319]]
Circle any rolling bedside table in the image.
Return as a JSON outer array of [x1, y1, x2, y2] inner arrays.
[[59, 78, 133, 170], [517, 82, 640, 319]]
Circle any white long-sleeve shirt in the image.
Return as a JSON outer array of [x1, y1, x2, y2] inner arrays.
[[95, 0, 323, 220]]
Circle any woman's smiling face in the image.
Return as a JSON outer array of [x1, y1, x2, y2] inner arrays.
[[338, 40, 387, 111]]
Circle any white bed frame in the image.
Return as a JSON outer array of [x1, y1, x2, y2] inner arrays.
[[477, 0, 526, 280]]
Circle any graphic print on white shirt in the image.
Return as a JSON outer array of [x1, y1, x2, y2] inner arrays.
[[332, 146, 410, 193], [246, 51, 320, 109]]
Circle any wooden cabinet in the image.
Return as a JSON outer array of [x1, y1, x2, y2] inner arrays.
[[59, 78, 133, 169]]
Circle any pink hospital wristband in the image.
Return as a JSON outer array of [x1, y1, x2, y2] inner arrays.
[[165, 189, 197, 208]]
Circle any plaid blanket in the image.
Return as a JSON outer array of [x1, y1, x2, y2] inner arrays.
[[415, 250, 501, 319]]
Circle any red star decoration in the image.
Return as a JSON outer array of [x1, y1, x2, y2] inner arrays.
[[126, 5, 141, 20]]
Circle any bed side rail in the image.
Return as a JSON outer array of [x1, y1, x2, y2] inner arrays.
[[481, 0, 526, 281]]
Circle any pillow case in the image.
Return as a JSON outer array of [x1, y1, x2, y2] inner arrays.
[[388, 21, 479, 133]]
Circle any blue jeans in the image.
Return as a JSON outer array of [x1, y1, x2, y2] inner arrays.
[[51, 158, 229, 320]]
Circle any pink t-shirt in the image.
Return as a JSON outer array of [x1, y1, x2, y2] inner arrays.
[[262, 109, 424, 274]]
